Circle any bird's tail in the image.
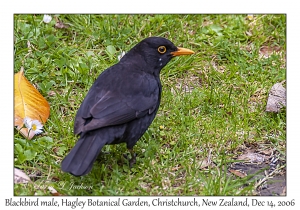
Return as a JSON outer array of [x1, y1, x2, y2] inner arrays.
[[61, 131, 106, 176]]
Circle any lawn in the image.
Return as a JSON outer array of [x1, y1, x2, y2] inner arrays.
[[14, 14, 286, 195]]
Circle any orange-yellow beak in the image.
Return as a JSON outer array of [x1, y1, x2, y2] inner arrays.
[[171, 47, 195, 56]]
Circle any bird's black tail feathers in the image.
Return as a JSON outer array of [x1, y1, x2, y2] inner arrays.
[[61, 131, 106, 176]]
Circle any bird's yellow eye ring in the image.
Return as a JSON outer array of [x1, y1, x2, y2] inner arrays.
[[158, 46, 167, 54]]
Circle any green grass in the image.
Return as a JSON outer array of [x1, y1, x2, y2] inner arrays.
[[14, 14, 286, 196]]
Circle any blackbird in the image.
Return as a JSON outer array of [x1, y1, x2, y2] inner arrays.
[[61, 37, 194, 176]]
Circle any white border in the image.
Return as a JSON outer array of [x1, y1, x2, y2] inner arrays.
[[2, 0, 299, 209]]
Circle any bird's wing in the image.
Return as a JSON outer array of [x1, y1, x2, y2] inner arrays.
[[74, 72, 160, 135]]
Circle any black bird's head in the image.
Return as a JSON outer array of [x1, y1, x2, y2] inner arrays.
[[120, 37, 194, 75]]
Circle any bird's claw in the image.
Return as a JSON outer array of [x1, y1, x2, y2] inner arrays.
[[129, 153, 136, 168], [123, 152, 136, 168]]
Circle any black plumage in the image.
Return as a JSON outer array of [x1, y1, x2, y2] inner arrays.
[[61, 37, 194, 176]]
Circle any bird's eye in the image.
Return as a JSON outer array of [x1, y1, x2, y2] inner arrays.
[[157, 46, 167, 54]]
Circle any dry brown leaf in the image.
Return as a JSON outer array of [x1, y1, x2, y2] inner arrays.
[[199, 149, 214, 169], [229, 169, 247, 178], [259, 46, 281, 58], [48, 186, 63, 196], [266, 82, 286, 113], [259, 148, 274, 156], [237, 150, 265, 164], [199, 158, 215, 169], [54, 17, 70, 29], [55, 21, 70, 29], [48, 90, 56, 97], [14, 67, 50, 139], [199, 158, 212, 169], [14, 168, 31, 184]]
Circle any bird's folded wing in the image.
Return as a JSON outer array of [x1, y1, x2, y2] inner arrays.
[[74, 91, 158, 134]]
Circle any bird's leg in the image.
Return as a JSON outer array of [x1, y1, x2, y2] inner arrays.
[[123, 149, 136, 168], [128, 149, 136, 168]]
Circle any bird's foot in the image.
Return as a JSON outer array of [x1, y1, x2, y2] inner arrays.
[[129, 153, 136, 168], [123, 151, 137, 168]]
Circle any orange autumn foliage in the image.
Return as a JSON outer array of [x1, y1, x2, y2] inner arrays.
[[14, 68, 50, 139]]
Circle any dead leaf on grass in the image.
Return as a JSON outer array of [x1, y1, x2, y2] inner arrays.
[[14, 67, 50, 139], [259, 46, 281, 58], [259, 148, 274, 156], [48, 186, 63, 196], [54, 16, 70, 29], [199, 149, 215, 169], [48, 90, 56, 97], [229, 169, 247, 178], [14, 168, 31, 184], [199, 158, 213, 169], [237, 150, 265, 164], [266, 82, 286, 113]]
